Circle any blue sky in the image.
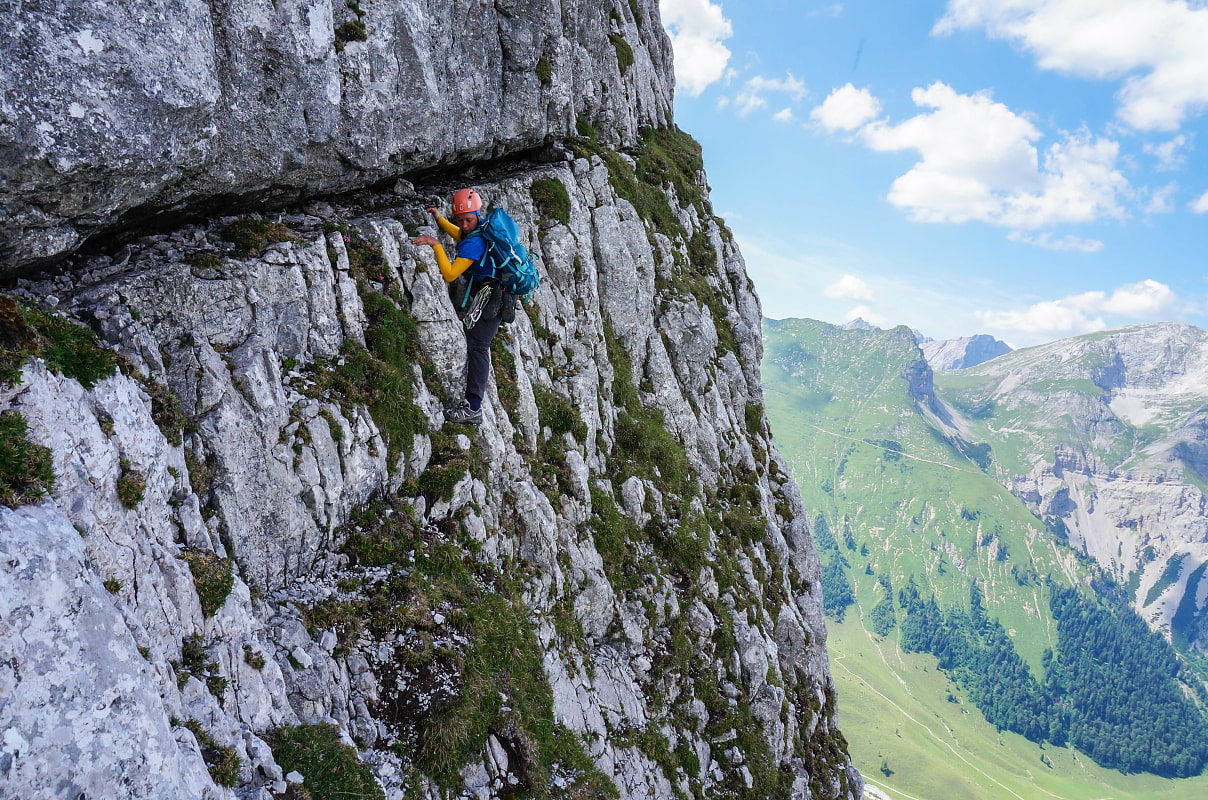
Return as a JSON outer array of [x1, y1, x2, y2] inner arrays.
[[659, 0, 1208, 347]]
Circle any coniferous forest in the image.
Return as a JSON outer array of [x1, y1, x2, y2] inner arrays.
[[894, 578, 1208, 777]]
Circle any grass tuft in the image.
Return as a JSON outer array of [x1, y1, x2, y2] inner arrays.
[[243, 644, 266, 671], [531, 178, 571, 226], [0, 410, 55, 507], [334, 20, 368, 52], [183, 719, 242, 787], [181, 550, 235, 617], [609, 33, 634, 74], [266, 723, 384, 800], [220, 217, 300, 256], [1, 295, 117, 388], [116, 460, 146, 508], [185, 252, 225, 271], [533, 386, 587, 442]]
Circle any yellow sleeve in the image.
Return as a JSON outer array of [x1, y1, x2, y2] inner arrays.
[[435, 216, 461, 241], [429, 243, 475, 283]]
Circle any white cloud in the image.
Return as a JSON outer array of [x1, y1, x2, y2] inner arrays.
[[977, 299, 1104, 337], [808, 3, 845, 18], [1100, 279, 1178, 315], [1191, 189, 1208, 213], [1145, 182, 1178, 214], [660, 0, 734, 97], [855, 82, 1129, 229], [823, 274, 874, 300], [1007, 231, 1104, 252], [934, 0, 1208, 132], [773, 108, 795, 123], [810, 83, 882, 132], [733, 73, 806, 117], [976, 279, 1178, 338], [1143, 134, 1189, 170]]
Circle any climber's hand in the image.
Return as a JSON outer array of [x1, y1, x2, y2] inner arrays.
[[411, 235, 439, 247], [425, 207, 440, 219]]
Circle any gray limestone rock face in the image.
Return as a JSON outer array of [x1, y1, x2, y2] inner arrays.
[[0, 504, 221, 800], [0, 2, 860, 794], [0, 0, 673, 274]]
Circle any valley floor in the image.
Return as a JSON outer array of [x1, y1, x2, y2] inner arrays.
[[830, 611, 1208, 800]]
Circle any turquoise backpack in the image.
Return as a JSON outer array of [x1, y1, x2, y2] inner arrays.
[[475, 208, 540, 301]]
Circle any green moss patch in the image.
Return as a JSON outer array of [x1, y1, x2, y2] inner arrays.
[[323, 223, 390, 285], [531, 178, 571, 226], [588, 488, 644, 591], [185, 252, 225, 271], [220, 217, 300, 257], [342, 496, 423, 568], [603, 322, 638, 410], [1, 295, 117, 388], [305, 596, 366, 657], [183, 719, 241, 787], [134, 372, 189, 447], [335, 19, 367, 51], [610, 33, 634, 74], [533, 386, 587, 442], [0, 410, 55, 507], [635, 126, 706, 215], [181, 550, 235, 617], [332, 493, 613, 797], [614, 406, 691, 493], [491, 333, 520, 417], [116, 460, 146, 508], [414, 431, 478, 504], [267, 723, 384, 799], [657, 231, 739, 357], [601, 149, 683, 239], [303, 339, 425, 465]]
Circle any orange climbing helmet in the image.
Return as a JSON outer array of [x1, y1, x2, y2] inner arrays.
[[451, 188, 483, 216]]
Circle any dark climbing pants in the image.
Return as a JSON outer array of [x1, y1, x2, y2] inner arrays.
[[464, 293, 504, 409]]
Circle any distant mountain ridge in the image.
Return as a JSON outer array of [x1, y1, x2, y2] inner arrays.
[[939, 321, 1208, 644], [768, 316, 1208, 646], [761, 316, 1208, 795], [921, 334, 1012, 370], [835, 317, 1011, 369]]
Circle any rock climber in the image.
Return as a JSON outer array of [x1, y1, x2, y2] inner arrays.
[[410, 188, 512, 426]]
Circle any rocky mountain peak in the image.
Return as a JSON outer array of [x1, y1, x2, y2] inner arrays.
[[839, 317, 876, 331], [936, 321, 1208, 652], [920, 334, 1011, 371]]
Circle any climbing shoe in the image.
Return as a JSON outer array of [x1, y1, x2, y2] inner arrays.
[[443, 399, 483, 425]]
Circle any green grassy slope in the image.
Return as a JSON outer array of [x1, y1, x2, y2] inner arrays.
[[763, 319, 1068, 669], [831, 612, 1208, 800], [762, 318, 1208, 799]]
